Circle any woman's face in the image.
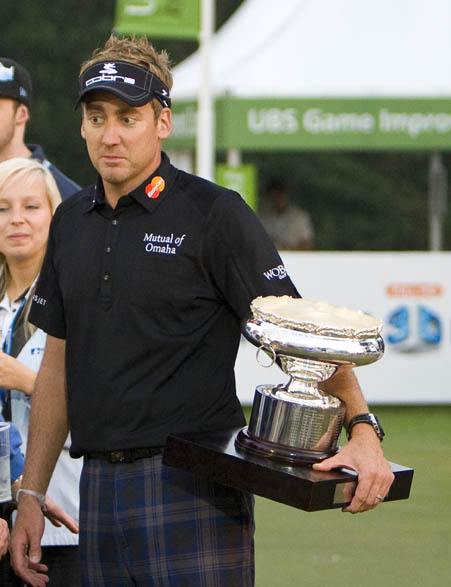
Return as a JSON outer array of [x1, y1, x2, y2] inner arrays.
[[0, 173, 52, 264]]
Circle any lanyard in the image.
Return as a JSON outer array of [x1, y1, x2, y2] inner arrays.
[[0, 296, 28, 412], [3, 296, 27, 355], [1, 275, 38, 356]]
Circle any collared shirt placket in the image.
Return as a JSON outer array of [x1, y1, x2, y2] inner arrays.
[[100, 215, 121, 310]]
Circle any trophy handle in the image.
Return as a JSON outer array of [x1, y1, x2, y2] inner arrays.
[[255, 344, 277, 368]]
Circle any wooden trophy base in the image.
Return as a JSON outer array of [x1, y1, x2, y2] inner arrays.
[[235, 427, 336, 465], [163, 427, 414, 512]]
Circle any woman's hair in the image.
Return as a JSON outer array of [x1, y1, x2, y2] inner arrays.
[[0, 157, 61, 214], [0, 157, 62, 339]]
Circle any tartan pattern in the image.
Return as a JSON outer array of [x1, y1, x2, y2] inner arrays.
[[79, 454, 255, 586]]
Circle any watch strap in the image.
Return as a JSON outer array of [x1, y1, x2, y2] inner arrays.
[[346, 412, 385, 441]]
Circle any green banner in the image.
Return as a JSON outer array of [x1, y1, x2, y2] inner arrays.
[[215, 164, 257, 211], [114, 0, 199, 40], [167, 97, 451, 151]]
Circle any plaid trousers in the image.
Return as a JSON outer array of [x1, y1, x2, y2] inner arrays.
[[79, 454, 255, 586]]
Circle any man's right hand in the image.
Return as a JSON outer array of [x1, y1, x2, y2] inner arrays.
[[10, 494, 49, 587]]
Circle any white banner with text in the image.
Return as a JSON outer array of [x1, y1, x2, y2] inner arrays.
[[235, 252, 451, 405]]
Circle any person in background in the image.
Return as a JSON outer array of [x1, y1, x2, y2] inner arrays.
[[0, 57, 81, 199], [0, 413, 24, 561], [259, 178, 314, 250], [11, 35, 393, 587], [0, 413, 75, 566], [0, 518, 7, 558], [0, 158, 80, 585]]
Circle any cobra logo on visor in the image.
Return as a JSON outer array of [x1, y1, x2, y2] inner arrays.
[[77, 61, 171, 109], [85, 62, 136, 88]]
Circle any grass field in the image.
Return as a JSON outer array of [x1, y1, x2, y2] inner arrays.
[[242, 405, 451, 587]]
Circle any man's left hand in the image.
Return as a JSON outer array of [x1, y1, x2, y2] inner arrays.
[[312, 425, 394, 513], [43, 496, 79, 533]]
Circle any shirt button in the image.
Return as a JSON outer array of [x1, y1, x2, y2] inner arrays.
[[112, 219, 119, 226]]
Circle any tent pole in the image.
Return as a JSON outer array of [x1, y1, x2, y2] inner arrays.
[[196, 0, 215, 181], [428, 152, 448, 251]]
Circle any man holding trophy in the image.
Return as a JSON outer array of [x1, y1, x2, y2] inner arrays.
[[10, 35, 393, 586]]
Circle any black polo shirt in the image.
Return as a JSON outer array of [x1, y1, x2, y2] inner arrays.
[[29, 153, 299, 457]]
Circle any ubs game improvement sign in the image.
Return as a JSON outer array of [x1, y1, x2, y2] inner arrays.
[[168, 98, 451, 151]]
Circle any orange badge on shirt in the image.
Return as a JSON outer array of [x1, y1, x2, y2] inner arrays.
[[145, 176, 165, 199]]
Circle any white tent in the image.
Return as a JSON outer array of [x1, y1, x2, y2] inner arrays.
[[168, 0, 451, 154], [167, 0, 450, 249], [173, 0, 451, 100]]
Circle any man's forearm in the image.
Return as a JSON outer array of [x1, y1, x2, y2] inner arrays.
[[322, 365, 369, 424]]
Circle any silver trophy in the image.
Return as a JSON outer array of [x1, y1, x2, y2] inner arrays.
[[236, 296, 384, 464]]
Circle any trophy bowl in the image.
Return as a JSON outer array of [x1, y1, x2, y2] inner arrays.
[[235, 296, 384, 464]]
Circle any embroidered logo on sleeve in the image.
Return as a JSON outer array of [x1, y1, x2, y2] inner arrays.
[[32, 294, 47, 306], [263, 264, 287, 280]]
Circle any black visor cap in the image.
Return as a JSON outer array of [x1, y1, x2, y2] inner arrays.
[[76, 61, 171, 109]]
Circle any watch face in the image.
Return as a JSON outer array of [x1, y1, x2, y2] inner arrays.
[[369, 414, 384, 439]]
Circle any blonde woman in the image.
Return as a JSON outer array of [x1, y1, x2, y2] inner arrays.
[[0, 158, 80, 585]]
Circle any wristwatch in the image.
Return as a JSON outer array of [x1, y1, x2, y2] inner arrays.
[[346, 413, 385, 441]]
